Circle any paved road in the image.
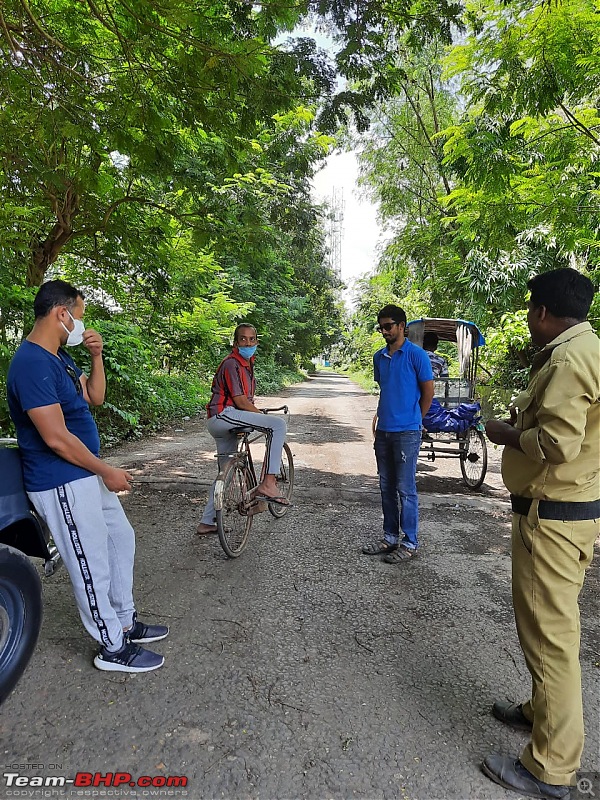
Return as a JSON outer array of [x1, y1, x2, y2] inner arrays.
[[3, 372, 598, 800]]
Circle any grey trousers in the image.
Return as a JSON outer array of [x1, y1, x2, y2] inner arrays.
[[28, 475, 135, 652], [200, 408, 287, 525]]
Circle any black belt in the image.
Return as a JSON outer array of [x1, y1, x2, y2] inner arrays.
[[510, 495, 600, 521]]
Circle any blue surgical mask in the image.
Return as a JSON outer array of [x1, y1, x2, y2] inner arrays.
[[237, 345, 257, 360]]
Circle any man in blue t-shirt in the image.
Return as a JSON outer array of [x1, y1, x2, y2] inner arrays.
[[7, 280, 168, 673], [362, 304, 434, 563]]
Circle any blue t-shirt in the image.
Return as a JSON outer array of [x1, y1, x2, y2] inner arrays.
[[7, 341, 101, 491], [374, 339, 433, 431]]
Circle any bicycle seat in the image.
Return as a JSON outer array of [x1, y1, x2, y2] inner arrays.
[[234, 426, 255, 435]]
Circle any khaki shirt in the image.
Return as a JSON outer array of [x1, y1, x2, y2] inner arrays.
[[502, 322, 600, 501]]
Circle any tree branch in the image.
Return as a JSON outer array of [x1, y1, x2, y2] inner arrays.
[[18, 0, 71, 52], [401, 81, 452, 195], [558, 103, 600, 147], [71, 194, 204, 238], [0, 9, 19, 55]]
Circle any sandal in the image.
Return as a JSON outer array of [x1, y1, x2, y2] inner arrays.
[[382, 546, 417, 564], [253, 493, 293, 507], [196, 523, 218, 535], [362, 540, 398, 556]]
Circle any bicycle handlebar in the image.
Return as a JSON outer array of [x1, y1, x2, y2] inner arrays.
[[261, 405, 288, 415]]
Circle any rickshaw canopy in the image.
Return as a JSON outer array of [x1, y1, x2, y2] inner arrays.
[[406, 318, 485, 347]]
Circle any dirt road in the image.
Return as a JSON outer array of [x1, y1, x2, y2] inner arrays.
[[3, 372, 598, 800]]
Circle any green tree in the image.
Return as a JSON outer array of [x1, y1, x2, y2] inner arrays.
[[346, 0, 599, 382], [355, 37, 468, 314], [440, 0, 600, 311]]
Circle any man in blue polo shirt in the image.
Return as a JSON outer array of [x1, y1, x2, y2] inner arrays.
[[362, 304, 434, 563], [7, 280, 168, 673]]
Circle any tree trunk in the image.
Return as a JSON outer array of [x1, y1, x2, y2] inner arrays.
[[27, 181, 79, 287]]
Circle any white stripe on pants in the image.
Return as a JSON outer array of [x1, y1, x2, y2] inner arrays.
[[28, 475, 135, 651], [200, 408, 287, 525]]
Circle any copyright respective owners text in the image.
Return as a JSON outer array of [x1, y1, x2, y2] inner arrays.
[[1, 769, 189, 798], [576, 774, 600, 798]]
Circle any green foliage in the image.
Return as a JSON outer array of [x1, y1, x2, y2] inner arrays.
[[254, 361, 306, 395], [4, 0, 597, 438], [0, 3, 352, 441], [62, 317, 206, 443], [339, 367, 379, 395], [439, 0, 600, 304], [348, 1, 600, 388], [480, 310, 533, 391]]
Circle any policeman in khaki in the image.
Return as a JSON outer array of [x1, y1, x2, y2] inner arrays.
[[483, 268, 599, 800]]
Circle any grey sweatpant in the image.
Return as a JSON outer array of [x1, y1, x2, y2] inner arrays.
[[200, 408, 287, 525], [28, 475, 135, 652]]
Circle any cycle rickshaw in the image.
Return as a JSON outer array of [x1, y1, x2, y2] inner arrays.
[[406, 318, 488, 490]]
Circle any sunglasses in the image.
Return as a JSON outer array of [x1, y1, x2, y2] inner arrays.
[[59, 359, 83, 395], [376, 322, 399, 333]]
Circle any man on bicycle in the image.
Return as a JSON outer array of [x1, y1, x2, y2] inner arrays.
[[196, 323, 289, 535]]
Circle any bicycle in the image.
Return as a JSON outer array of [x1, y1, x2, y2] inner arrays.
[[213, 406, 294, 558]]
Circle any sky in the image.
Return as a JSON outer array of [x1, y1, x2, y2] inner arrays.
[[283, 25, 384, 307], [311, 151, 383, 306]]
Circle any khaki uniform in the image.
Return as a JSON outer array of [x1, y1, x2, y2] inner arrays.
[[502, 321, 600, 786]]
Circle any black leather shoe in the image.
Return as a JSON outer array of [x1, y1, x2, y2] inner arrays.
[[493, 699, 533, 731], [481, 754, 570, 800]]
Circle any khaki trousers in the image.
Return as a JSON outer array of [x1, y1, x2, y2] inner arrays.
[[511, 504, 599, 785]]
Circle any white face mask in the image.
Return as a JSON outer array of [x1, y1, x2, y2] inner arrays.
[[60, 310, 86, 347]]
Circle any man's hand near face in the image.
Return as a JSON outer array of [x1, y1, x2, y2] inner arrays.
[[80, 328, 106, 405], [82, 328, 103, 357]]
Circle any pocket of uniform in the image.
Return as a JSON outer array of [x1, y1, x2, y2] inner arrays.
[[512, 389, 533, 413], [518, 513, 534, 555], [512, 389, 535, 429]]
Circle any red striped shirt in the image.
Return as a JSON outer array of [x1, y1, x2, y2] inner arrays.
[[206, 350, 256, 418]]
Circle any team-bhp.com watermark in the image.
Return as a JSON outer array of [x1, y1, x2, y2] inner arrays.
[[2, 771, 189, 798]]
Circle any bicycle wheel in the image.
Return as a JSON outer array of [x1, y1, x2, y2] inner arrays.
[[268, 443, 295, 519], [460, 428, 488, 490], [0, 545, 43, 705], [216, 461, 255, 558]]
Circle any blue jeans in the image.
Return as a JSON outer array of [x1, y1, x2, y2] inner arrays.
[[374, 429, 421, 550]]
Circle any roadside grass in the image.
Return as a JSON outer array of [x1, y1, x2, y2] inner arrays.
[[337, 367, 379, 395]]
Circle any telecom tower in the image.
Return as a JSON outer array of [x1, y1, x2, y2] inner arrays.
[[327, 187, 345, 280]]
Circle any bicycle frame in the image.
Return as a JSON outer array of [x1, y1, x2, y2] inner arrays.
[[213, 405, 288, 514], [213, 434, 258, 516]]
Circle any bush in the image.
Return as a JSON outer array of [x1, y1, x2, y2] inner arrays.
[[1, 315, 306, 446]]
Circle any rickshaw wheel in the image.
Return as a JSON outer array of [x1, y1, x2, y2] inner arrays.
[[460, 428, 488, 490]]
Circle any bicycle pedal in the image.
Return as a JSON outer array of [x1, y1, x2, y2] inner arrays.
[[247, 500, 268, 516]]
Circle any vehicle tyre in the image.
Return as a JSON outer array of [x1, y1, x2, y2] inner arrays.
[[268, 443, 295, 519], [216, 462, 255, 558], [0, 545, 43, 705], [460, 428, 488, 490]]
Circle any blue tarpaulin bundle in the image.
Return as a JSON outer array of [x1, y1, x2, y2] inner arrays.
[[423, 399, 481, 434]]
